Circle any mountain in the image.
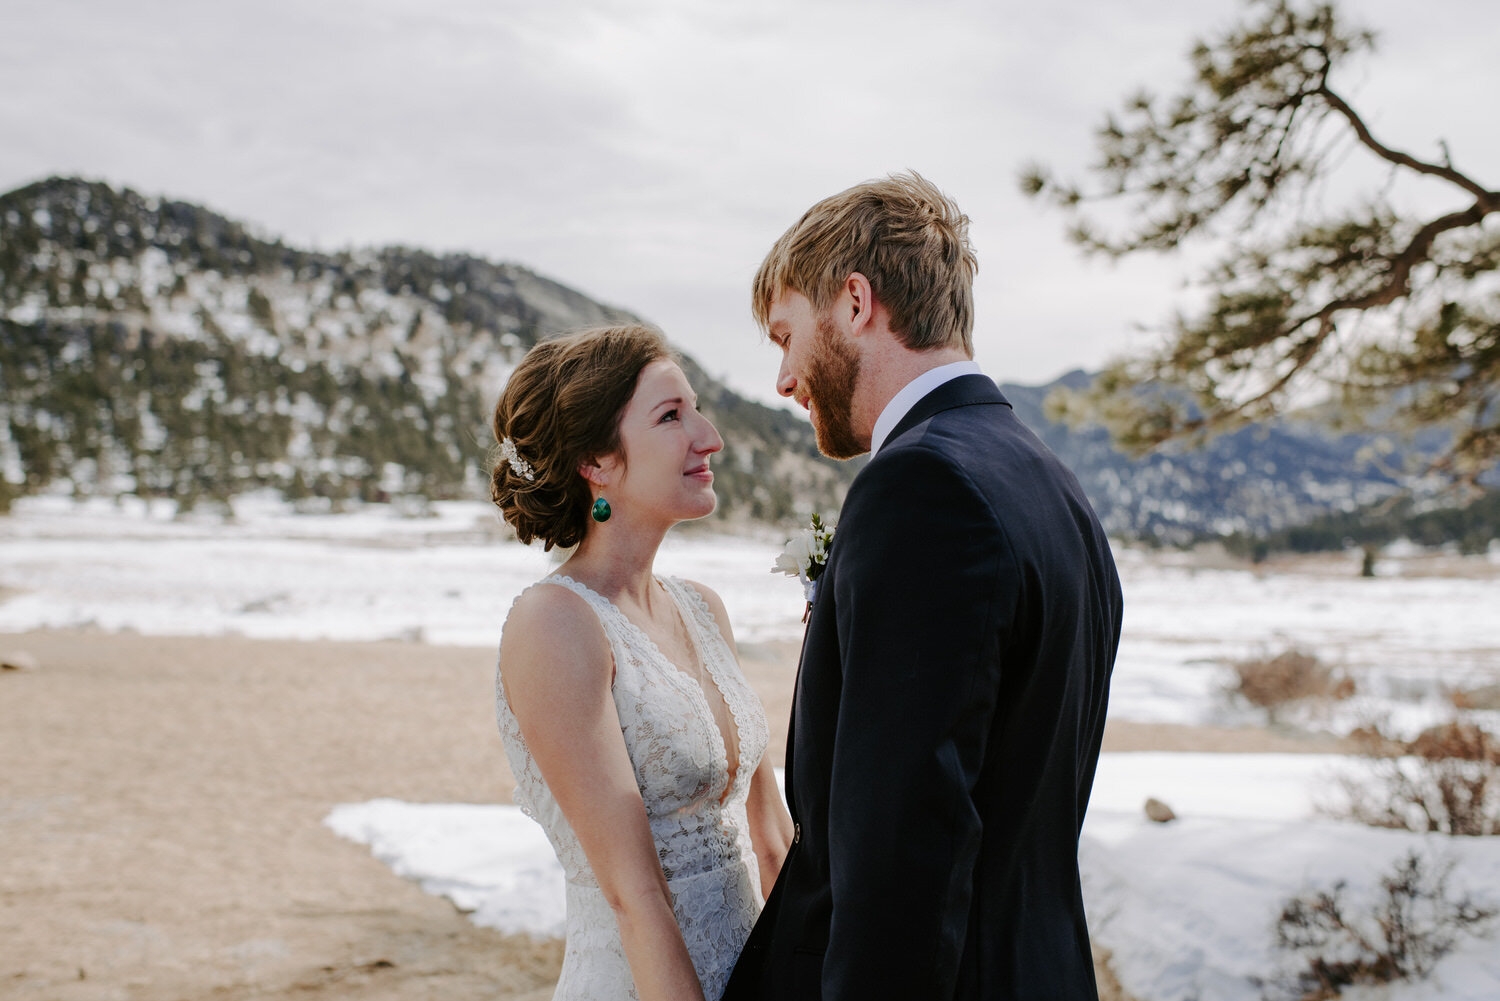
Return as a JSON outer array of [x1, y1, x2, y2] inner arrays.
[[999, 371, 1415, 542], [0, 176, 1451, 542], [0, 177, 852, 525]]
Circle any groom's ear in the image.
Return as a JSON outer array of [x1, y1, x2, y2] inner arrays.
[[843, 272, 877, 339]]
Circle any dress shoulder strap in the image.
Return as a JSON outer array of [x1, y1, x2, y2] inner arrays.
[[537, 574, 608, 616], [659, 576, 717, 643], [661, 577, 745, 684]]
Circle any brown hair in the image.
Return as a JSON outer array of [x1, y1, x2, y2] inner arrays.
[[490, 325, 673, 549], [751, 171, 977, 354]]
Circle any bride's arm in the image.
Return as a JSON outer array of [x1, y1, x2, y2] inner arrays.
[[500, 586, 706, 1001], [684, 580, 794, 898], [746, 757, 794, 897]]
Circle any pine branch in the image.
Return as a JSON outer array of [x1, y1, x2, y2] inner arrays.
[[1316, 84, 1497, 206]]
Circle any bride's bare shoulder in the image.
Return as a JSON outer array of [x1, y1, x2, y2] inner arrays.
[[500, 580, 611, 688]]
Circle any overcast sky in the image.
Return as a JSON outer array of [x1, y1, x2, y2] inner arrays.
[[3, 0, 1495, 406]]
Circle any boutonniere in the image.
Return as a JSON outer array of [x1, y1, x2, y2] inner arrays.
[[772, 512, 835, 622]]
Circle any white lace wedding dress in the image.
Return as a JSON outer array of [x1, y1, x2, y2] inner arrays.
[[495, 574, 769, 1000]]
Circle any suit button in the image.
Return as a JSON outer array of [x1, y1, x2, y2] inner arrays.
[[792, 823, 801, 845]]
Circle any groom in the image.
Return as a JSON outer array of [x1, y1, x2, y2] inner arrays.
[[724, 173, 1123, 1000]]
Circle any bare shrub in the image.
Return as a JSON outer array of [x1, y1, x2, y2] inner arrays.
[[1335, 720, 1500, 836], [1229, 648, 1354, 722], [1262, 851, 1495, 1000], [1409, 720, 1500, 764]]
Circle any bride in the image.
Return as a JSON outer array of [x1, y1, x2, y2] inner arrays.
[[489, 325, 794, 1000]]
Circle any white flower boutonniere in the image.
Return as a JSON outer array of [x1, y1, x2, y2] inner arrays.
[[772, 512, 835, 621]]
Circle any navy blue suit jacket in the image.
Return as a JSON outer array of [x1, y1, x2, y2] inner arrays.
[[723, 374, 1122, 1000]]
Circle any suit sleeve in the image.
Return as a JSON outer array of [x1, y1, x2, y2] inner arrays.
[[822, 445, 1015, 1000]]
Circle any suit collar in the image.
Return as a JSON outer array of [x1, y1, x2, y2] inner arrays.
[[883, 373, 1010, 447], [870, 360, 982, 454]]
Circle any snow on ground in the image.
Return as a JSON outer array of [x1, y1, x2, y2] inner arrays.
[[324, 799, 567, 938], [326, 756, 1500, 1001], [0, 494, 799, 646], [1108, 547, 1500, 738], [2, 495, 1495, 736], [1085, 753, 1500, 1001], [4, 498, 1498, 998]]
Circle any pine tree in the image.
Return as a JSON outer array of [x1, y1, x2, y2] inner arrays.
[[1022, 0, 1499, 486]]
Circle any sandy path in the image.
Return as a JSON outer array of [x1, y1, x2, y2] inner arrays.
[[2, 629, 558, 1000], [1, 628, 1331, 999]]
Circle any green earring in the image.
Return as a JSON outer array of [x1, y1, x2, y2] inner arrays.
[[591, 497, 612, 523]]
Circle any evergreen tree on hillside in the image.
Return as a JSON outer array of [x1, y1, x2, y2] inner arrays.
[[0, 177, 863, 524]]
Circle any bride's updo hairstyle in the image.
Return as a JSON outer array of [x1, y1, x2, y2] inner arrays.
[[490, 324, 673, 550]]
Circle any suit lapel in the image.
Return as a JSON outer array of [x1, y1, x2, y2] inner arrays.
[[784, 629, 806, 822], [784, 375, 1007, 824]]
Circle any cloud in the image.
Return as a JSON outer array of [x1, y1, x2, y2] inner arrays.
[[2, 0, 1495, 404]]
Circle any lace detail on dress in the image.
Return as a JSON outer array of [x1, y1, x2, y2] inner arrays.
[[494, 574, 769, 1000], [662, 577, 769, 805]]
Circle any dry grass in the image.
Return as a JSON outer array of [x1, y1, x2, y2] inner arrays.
[[1092, 941, 1141, 1001], [1451, 683, 1500, 712]]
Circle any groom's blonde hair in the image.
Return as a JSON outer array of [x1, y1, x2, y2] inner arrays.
[[752, 171, 977, 355]]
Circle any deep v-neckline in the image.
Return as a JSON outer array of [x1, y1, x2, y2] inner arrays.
[[551, 575, 744, 797]]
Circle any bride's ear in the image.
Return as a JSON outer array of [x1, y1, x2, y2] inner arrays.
[[579, 455, 616, 488]]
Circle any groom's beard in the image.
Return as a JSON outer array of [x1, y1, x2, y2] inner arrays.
[[806, 312, 865, 460]]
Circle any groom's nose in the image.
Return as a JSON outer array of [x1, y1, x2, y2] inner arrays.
[[777, 356, 796, 398]]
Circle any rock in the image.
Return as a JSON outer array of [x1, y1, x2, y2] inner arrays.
[[0, 650, 40, 672], [1144, 797, 1176, 823]]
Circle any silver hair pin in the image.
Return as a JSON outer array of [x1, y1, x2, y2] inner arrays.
[[498, 437, 535, 481]]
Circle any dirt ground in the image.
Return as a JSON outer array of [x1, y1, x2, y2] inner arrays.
[[1, 629, 1335, 1000]]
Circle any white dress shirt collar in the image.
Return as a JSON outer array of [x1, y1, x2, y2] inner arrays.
[[869, 360, 983, 455]]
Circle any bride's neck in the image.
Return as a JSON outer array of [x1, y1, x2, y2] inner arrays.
[[562, 522, 669, 606]]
